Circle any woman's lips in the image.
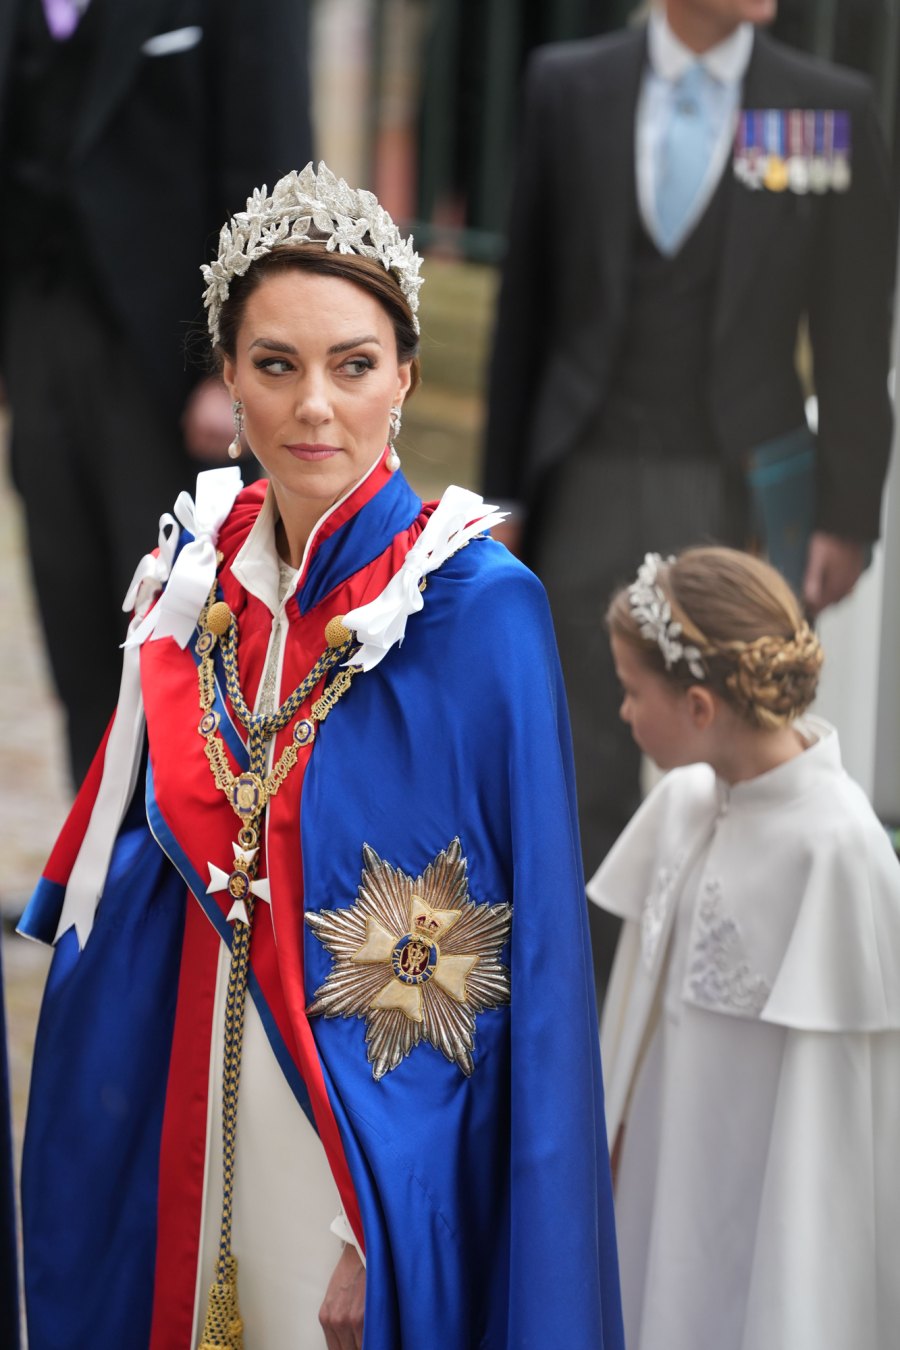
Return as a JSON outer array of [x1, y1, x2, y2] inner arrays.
[[285, 443, 342, 460]]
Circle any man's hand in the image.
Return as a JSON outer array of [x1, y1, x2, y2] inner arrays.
[[181, 377, 238, 462], [319, 1243, 365, 1350], [802, 531, 867, 616]]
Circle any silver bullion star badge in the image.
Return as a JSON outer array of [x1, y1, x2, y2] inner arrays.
[[306, 838, 512, 1079]]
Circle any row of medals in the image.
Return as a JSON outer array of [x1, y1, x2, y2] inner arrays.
[[734, 112, 851, 195]]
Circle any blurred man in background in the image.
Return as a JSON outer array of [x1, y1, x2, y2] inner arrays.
[[0, 0, 312, 785], [484, 0, 895, 994]]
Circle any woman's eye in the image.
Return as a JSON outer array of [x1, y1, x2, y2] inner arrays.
[[342, 356, 374, 376], [255, 357, 293, 374]]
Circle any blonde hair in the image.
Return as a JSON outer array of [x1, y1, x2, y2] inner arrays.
[[608, 547, 823, 730]]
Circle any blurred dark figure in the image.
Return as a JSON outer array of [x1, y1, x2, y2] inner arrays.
[[417, 0, 625, 237], [0, 0, 312, 786], [483, 0, 895, 997]]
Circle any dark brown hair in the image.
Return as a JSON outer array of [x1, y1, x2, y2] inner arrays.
[[213, 243, 421, 394], [607, 547, 823, 730]]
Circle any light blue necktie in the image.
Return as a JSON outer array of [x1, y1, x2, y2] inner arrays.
[[655, 63, 716, 255]]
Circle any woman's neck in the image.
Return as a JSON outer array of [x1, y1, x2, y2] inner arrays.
[[269, 454, 384, 569], [710, 721, 808, 785], [274, 508, 315, 571], [272, 485, 345, 570]]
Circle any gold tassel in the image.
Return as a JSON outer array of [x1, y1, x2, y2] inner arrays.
[[198, 1255, 244, 1350]]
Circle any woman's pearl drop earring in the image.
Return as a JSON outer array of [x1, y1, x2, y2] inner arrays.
[[228, 399, 244, 460], [386, 404, 402, 471]]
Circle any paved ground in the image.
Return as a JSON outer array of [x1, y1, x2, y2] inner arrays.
[[0, 416, 68, 1175], [0, 414, 67, 1342]]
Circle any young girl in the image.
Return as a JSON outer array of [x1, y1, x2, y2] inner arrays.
[[589, 547, 900, 1350]]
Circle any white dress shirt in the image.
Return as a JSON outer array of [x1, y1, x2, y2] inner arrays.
[[637, 8, 754, 252]]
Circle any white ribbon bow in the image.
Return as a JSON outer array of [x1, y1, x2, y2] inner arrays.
[[341, 485, 507, 672], [124, 466, 243, 649], [121, 511, 180, 620]]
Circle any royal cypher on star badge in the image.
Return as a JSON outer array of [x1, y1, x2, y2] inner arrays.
[[306, 839, 512, 1079]]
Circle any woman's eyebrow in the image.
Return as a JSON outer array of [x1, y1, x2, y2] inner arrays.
[[248, 337, 297, 354], [328, 335, 381, 354], [246, 335, 382, 355]]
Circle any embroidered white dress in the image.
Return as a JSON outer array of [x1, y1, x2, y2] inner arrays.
[[588, 717, 900, 1350]]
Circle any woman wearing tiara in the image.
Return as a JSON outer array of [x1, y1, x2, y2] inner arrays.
[[589, 547, 900, 1350], [19, 165, 623, 1350]]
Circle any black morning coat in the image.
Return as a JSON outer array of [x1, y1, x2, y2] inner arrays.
[[484, 27, 895, 543], [0, 0, 313, 421]]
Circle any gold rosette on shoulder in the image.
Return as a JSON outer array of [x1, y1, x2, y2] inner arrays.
[[306, 839, 511, 1079]]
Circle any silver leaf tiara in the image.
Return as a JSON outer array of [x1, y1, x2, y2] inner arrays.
[[201, 161, 424, 344], [628, 553, 706, 680]]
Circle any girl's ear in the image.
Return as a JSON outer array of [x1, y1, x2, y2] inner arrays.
[[686, 684, 717, 731]]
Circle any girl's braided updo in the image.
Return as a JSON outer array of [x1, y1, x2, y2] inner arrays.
[[607, 547, 823, 730]]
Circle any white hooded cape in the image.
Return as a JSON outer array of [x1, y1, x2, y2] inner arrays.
[[588, 718, 900, 1350]]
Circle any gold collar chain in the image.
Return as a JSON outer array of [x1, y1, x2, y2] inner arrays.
[[196, 589, 356, 854]]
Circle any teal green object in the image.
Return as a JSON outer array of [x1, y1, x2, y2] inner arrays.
[[746, 426, 816, 595]]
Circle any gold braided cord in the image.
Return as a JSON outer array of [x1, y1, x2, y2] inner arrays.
[[196, 584, 360, 1349], [218, 612, 345, 739], [198, 845, 258, 1346]]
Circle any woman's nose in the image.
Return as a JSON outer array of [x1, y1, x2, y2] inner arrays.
[[295, 375, 332, 425]]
